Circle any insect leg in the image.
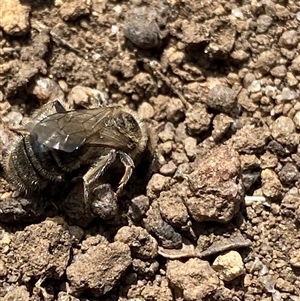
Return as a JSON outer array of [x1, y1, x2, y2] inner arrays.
[[116, 151, 135, 195], [83, 149, 117, 202]]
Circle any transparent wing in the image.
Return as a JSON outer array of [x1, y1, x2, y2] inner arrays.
[[30, 107, 132, 153], [26, 99, 69, 132]]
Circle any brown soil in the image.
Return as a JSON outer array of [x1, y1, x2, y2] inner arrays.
[[1, 0, 300, 300]]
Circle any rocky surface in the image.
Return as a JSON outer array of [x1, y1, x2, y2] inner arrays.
[[66, 241, 131, 297], [0, 0, 300, 300]]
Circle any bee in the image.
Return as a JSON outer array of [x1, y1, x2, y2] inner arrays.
[[3, 100, 150, 203]]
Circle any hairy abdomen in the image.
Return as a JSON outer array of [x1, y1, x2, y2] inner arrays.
[[4, 135, 66, 194]]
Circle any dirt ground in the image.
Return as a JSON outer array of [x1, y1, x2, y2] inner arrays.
[[1, 0, 300, 300]]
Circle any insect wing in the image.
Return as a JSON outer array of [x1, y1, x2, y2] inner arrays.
[[30, 108, 111, 152], [85, 121, 133, 150], [25, 100, 68, 132], [30, 107, 133, 153]]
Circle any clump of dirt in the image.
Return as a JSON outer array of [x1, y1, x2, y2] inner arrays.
[[1, 0, 300, 300]]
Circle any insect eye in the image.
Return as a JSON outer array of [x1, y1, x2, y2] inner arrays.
[[125, 115, 139, 132], [115, 113, 139, 133], [115, 114, 126, 128]]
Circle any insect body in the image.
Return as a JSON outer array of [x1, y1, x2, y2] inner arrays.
[[3, 101, 149, 201]]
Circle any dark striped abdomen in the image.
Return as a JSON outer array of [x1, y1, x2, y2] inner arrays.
[[4, 132, 109, 195], [4, 135, 66, 194]]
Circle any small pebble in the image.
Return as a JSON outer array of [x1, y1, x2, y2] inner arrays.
[[184, 137, 197, 159], [206, 85, 236, 113], [59, 0, 91, 21], [123, 4, 170, 49], [248, 80, 261, 93], [271, 116, 295, 145], [289, 249, 300, 268], [279, 30, 298, 48], [0, 0, 30, 35], [293, 111, 300, 128], [138, 102, 155, 119], [256, 15, 273, 33], [2, 111, 23, 128], [128, 195, 150, 222], [281, 87, 297, 101], [291, 55, 300, 73], [115, 226, 158, 259], [231, 8, 244, 19], [160, 161, 177, 176], [212, 250, 245, 281], [167, 259, 220, 300]]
